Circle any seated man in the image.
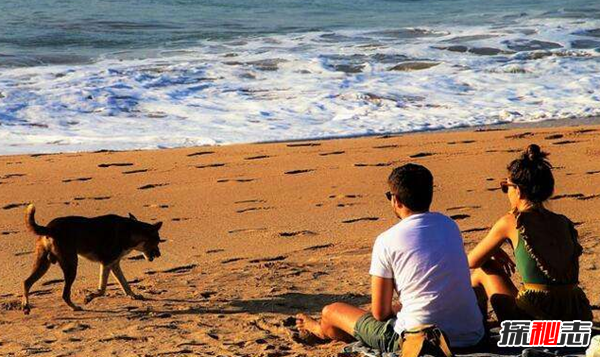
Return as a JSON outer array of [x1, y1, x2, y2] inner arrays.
[[296, 164, 485, 352]]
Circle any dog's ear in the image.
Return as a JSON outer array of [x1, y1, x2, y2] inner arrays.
[[154, 222, 163, 231], [129, 213, 138, 221]]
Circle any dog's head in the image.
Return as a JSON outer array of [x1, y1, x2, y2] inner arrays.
[[129, 213, 164, 262]]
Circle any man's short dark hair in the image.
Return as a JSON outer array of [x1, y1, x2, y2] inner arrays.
[[388, 164, 433, 212]]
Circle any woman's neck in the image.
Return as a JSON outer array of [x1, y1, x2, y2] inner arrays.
[[515, 200, 543, 213]]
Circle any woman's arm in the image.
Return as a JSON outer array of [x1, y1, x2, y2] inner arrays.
[[467, 214, 514, 269], [371, 276, 395, 321]]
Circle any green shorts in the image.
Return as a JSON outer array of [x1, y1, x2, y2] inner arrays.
[[353, 313, 401, 353]]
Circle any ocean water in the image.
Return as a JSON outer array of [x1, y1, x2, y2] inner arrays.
[[1, 0, 600, 154]]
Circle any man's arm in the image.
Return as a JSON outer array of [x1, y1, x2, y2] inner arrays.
[[371, 276, 395, 321]]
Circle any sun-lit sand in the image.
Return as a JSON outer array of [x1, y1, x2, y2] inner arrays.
[[1, 124, 599, 356]]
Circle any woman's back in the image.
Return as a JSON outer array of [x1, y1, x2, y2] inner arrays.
[[513, 208, 581, 285]]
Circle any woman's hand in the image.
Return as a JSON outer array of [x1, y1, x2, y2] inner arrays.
[[489, 249, 516, 277]]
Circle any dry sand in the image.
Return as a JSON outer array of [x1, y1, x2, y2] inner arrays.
[[0, 124, 599, 356]]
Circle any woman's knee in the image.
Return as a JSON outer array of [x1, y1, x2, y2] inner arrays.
[[471, 268, 484, 286]]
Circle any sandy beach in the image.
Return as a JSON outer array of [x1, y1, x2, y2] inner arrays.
[[1, 124, 599, 356]]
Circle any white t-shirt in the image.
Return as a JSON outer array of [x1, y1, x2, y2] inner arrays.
[[370, 212, 484, 347]]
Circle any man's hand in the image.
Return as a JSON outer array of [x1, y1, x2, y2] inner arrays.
[[391, 301, 402, 315]]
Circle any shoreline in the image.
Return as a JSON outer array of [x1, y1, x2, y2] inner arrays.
[[3, 115, 600, 158]]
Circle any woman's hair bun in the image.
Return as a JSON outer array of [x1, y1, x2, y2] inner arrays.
[[524, 144, 547, 161]]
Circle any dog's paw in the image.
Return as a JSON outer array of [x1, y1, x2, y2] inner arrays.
[[22, 304, 31, 315], [129, 293, 145, 301], [84, 292, 102, 304], [71, 305, 83, 312]]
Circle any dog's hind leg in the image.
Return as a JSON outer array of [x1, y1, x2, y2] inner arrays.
[[84, 264, 110, 304], [22, 244, 51, 315], [110, 262, 143, 300], [58, 255, 82, 312]]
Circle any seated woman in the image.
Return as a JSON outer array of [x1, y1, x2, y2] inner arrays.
[[469, 144, 593, 322]]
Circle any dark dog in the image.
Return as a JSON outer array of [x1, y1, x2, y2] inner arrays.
[[22, 204, 163, 314]]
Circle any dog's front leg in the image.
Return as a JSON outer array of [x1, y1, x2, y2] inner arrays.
[[110, 262, 144, 300], [84, 264, 110, 304]]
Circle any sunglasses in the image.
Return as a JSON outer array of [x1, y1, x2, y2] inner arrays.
[[385, 191, 393, 201], [500, 180, 518, 194]]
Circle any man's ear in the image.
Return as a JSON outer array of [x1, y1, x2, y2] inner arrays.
[[129, 213, 138, 221], [391, 195, 401, 209], [154, 222, 163, 231]]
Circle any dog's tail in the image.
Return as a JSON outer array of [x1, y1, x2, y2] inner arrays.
[[25, 204, 51, 236]]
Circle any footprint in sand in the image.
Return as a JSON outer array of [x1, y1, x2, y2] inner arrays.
[[545, 134, 564, 140], [234, 199, 266, 204], [319, 151, 345, 156], [206, 249, 225, 254], [286, 143, 321, 147], [228, 228, 267, 234], [373, 144, 398, 149], [342, 217, 379, 224], [279, 230, 317, 237], [552, 140, 578, 145], [217, 178, 255, 183], [574, 128, 597, 134], [487, 187, 501, 192], [41, 279, 63, 287], [354, 162, 391, 167], [236, 206, 273, 213], [187, 151, 215, 157], [284, 169, 314, 175], [162, 264, 197, 274], [245, 155, 271, 160], [505, 132, 534, 139], [138, 183, 169, 190], [450, 214, 470, 221], [144, 204, 169, 209], [337, 202, 361, 207], [2, 202, 28, 210], [122, 169, 149, 175], [62, 177, 92, 183], [98, 162, 134, 168], [249, 256, 287, 263], [304, 243, 334, 251], [577, 194, 600, 201], [0, 300, 22, 311], [447, 140, 476, 145], [196, 163, 225, 169], [0, 173, 26, 179], [1, 230, 18, 236], [171, 217, 190, 222], [14, 250, 33, 256], [329, 194, 362, 199], [446, 205, 481, 211], [221, 257, 245, 264], [585, 170, 600, 175], [73, 196, 111, 201], [409, 152, 435, 158], [550, 193, 584, 200]]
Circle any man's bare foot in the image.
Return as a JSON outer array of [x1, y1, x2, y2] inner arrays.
[[295, 313, 326, 340]]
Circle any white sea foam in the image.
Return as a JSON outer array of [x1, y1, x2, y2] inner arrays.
[[1, 17, 600, 154]]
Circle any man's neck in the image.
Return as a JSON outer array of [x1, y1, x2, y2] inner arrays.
[[399, 210, 428, 220]]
